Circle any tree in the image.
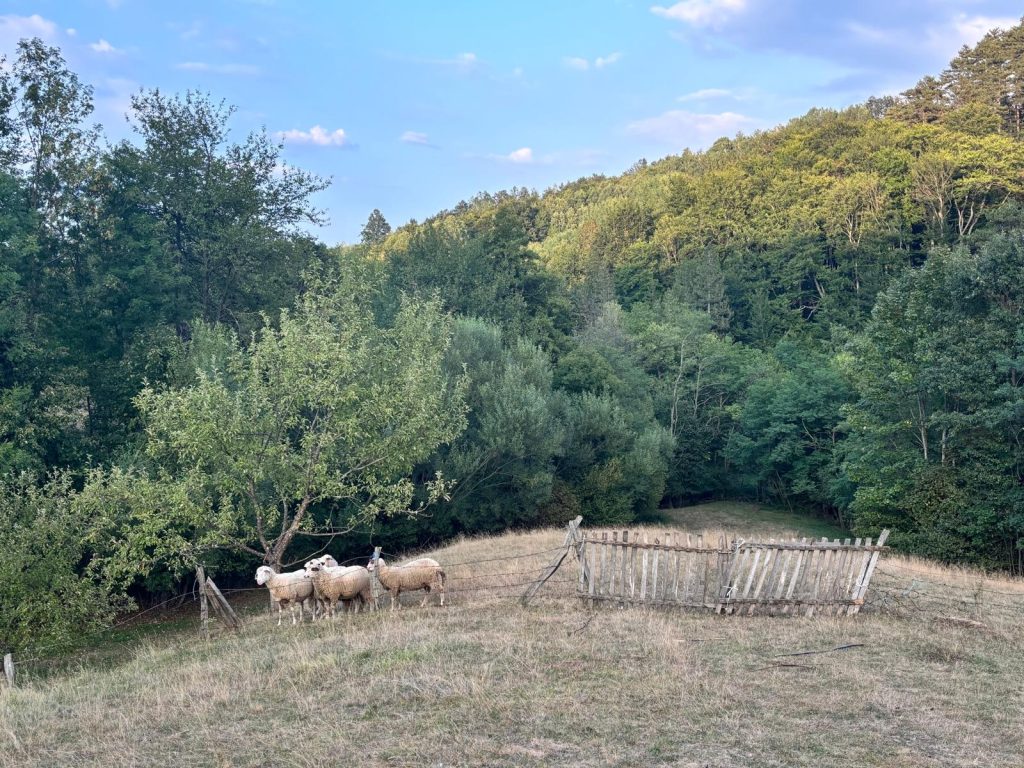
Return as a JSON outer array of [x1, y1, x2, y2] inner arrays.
[[85, 275, 467, 574], [108, 89, 329, 330], [841, 230, 1024, 570], [361, 208, 391, 245], [0, 473, 125, 654], [425, 318, 566, 535]]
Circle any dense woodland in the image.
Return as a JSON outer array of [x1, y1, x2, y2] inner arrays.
[[4, 23, 1024, 650]]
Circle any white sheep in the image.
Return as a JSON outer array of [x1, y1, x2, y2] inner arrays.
[[254, 566, 315, 626], [367, 552, 446, 610], [304, 555, 340, 619], [304, 559, 375, 618]]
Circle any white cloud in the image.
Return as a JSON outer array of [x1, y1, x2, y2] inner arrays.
[[565, 52, 622, 71], [0, 14, 58, 48], [176, 61, 262, 76], [276, 125, 350, 147], [846, 13, 1019, 62], [650, 0, 747, 29], [938, 13, 1019, 53], [66, 28, 77, 37], [400, 130, 431, 146], [90, 39, 122, 54], [626, 109, 759, 147], [507, 147, 534, 164]]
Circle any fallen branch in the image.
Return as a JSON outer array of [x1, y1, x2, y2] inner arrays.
[[568, 613, 596, 636], [773, 643, 865, 658], [936, 616, 988, 630], [753, 662, 815, 671]]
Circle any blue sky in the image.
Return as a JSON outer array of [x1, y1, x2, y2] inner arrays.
[[2, 1, 1021, 243]]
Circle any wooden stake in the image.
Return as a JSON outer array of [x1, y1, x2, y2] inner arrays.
[[206, 577, 241, 629], [521, 516, 581, 605], [3, 653, 14, 687], [197, 566, 209, 638]]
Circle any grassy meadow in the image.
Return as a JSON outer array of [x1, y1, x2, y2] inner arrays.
[[2, 510, 1024, 767]]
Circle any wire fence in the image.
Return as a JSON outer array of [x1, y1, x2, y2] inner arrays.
[[6, 542, 574, 678], [10, 542, 1024, 680]]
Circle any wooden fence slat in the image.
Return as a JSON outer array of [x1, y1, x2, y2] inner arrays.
[[742, 546, 761, 600], [806, 538, 829, 617], [849, 529, 889, 615], [619, 531, 628, 601], [640, 533, 650, 601], [576, 527, 889, 616], [3, 653, 14, 687], [747, 541, 775, 614], [783, 538, 808, 615], [651, 536, 660, 603]]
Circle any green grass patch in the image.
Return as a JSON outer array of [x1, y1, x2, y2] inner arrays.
[[659, 500, 849, 540]]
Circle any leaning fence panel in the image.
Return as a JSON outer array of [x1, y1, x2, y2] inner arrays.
[[577, 529, 890, 616]]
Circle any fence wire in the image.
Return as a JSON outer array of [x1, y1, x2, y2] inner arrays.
[[7, 542, 573, 676]]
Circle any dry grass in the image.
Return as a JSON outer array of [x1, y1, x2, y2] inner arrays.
[[3, 522, 1024, 768]]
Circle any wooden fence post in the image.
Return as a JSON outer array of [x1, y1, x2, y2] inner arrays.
[[205, 577, 241, 629], [3, 653, 14, 687], [370, 546, 382, 607], [197, 566, 209, 638], [521, 516, 582, 605]]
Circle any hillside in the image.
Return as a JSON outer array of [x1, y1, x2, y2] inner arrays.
[[3, 522, 1024, 768], [5, 21, 1024, 665]]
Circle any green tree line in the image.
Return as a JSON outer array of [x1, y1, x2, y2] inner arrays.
[[3, 24, 1024, 651]]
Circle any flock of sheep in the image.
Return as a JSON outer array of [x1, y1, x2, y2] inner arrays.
[[255, 551, 447, 625]]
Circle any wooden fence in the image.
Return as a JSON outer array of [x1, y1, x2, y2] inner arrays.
[[576, 529, 890, 616]]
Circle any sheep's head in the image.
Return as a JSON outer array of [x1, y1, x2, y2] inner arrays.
[[303, 557, 322, 572], [321, 555, 339, 568], [367, 555, 384, 572], [255, 566, 275, 585]]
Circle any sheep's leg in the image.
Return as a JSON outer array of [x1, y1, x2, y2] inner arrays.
[[420, 588, 430, 608], [276, 601, 283, 627], [390, 590, 398, 611]]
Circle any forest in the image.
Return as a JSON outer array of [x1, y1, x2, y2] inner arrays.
[[3, 22, 1024, 652]]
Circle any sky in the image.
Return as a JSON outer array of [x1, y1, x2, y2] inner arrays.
[[1, 1, 1021, 244]]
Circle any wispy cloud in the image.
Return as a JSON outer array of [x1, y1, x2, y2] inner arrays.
[[650, 0, 747, 29], [90, 39, 123, 54], [506, 147, 534, 164], [626, 109, 760, 147], [176, 61, 262, 76], [564, 52, 623, 71], [400, 130, 438, 148], [484, 147, 538, 164], [0, 14, 58, 48], [481, 146, 605, 166], [276, 125, 351, 147], [677, 87, 733, 102]]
